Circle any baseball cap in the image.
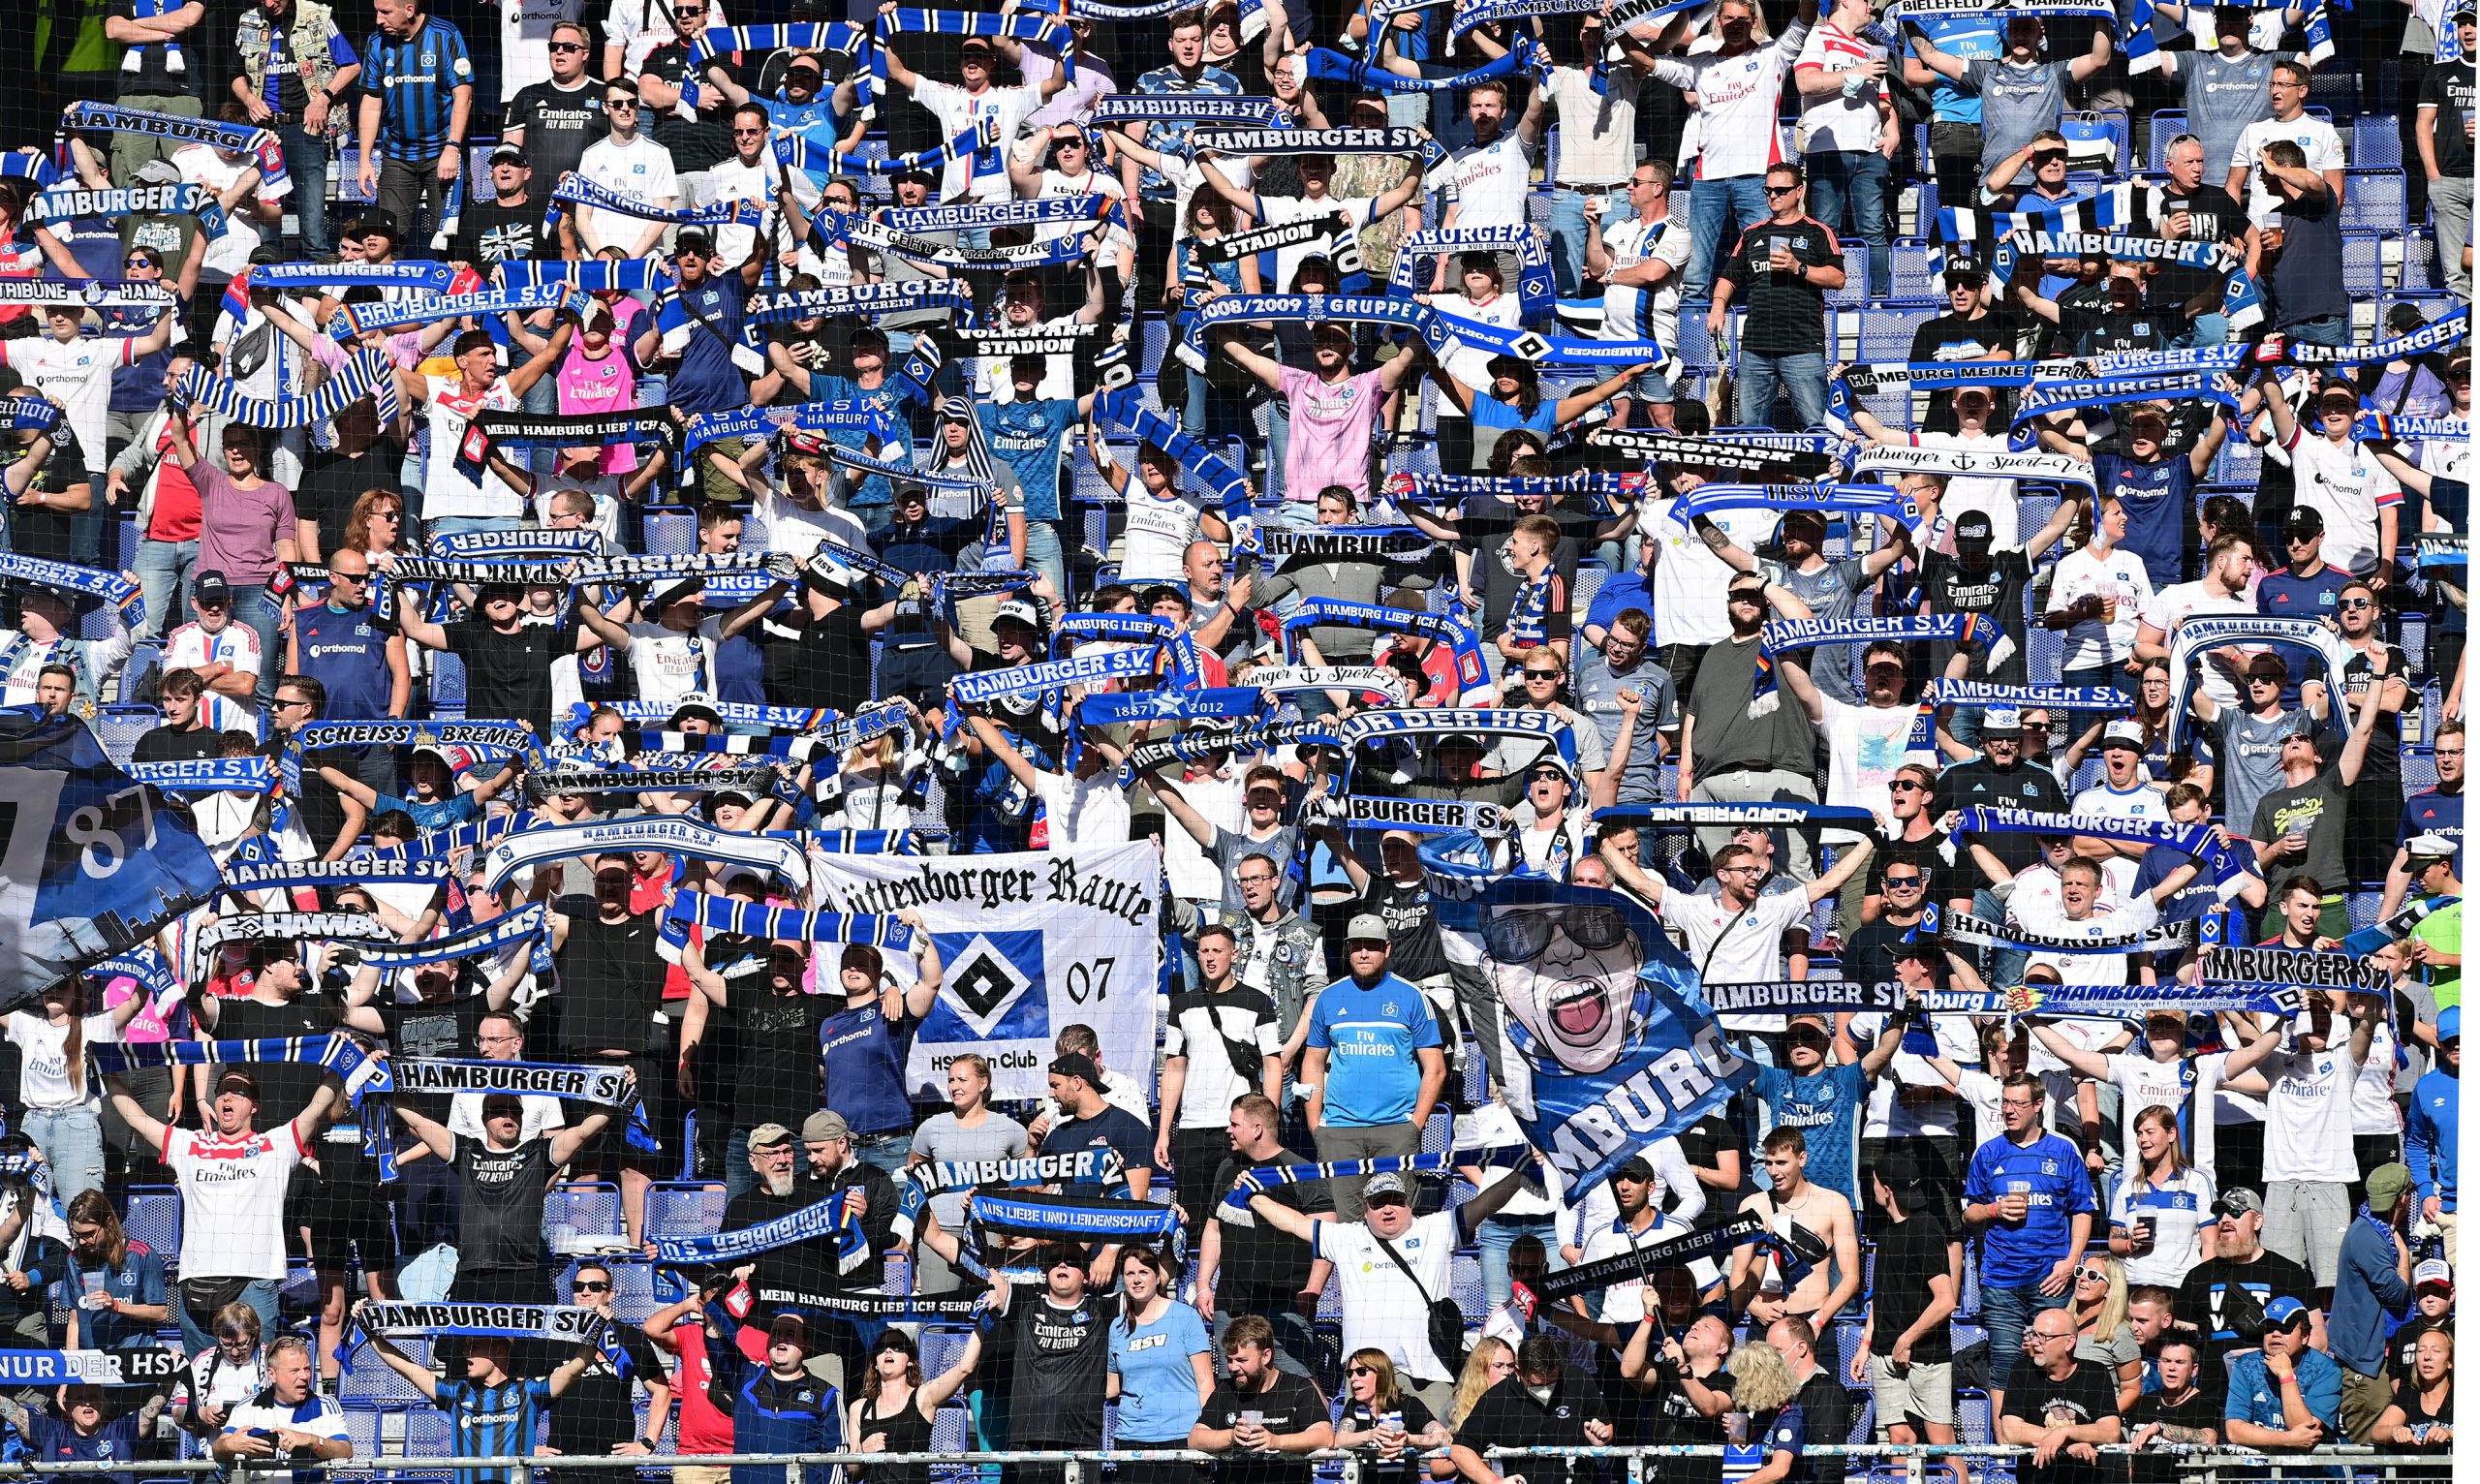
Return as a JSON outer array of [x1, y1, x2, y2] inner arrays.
[[2416, 1257, 2455, 1290], [959, 33, 994, 51], [480, 1093, 524, 1121], [802, 1110, 852, 1142], [1048, 1052, 1101, 1088], [1363, 1172, 1411, 1205], [2263, 1296, 2313, 1330], [1942, 255, 1987, 284], [1345, 912, 1390, 944], [1984, 705, 2023, 732], [193, 570, 232, 605], [2214, 1187, 2265, 1218], [488, 143, 526, 167], [2100, 720, 2147, 752], [2440, 1006, 2462, 1041], [2283, 504, 2327, 538], [1612, 1156, 1658, 1184], [2367, 1161, 2415, 1212], [749, 1123, 795, 1150], [1953, 510, 1995, 545], [994, 597, 1043, 631]]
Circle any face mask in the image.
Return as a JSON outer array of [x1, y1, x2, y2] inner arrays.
[[1526, 1383, 1555, 1405]]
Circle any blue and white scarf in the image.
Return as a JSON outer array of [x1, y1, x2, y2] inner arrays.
[[662, 893, 916, 949], [0, 555, 140, 619], [1218, 1151, 1452, 1210], [224, 858, 450, 892], [481, 818, 807, 892], [127, 757, 281, 795], [27, 182, 225, 239], [1282, 598, 1491, 693], [60, 103, 288, 193], [1089, 94, 1292, 128], [90, 1035, 391, 1103], [681, 21, 873, 108], [1666, 481, 1918, 526], [651, 1193, 870, 1268], [327, 283, 583, 340], [494, 260, 675, 294], [174, 345, 397, 452], [543, 174, 769, 234], [1092, 387, 1253, 512], [1948, 806, 2248, 895], [347, 902, 557, 975], [1301, 39, 1535, 93]]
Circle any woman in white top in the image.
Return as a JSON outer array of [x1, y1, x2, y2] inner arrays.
[[2107, 1103, 2218, 1289], [4, 978, 144, 1203]]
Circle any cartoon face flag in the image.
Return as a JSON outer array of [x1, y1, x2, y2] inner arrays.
[[1467, 877, 1753, 1192], [0, 709, 221, 1005]]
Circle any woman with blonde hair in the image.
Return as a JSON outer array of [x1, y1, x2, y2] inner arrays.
[[1445, 1337, 1517, 1429], [342, 488, 412, 571], [1337, 1347, 1453, 1484], [1725, 1339, 1808, 1484], [2071, 1252, 2144, 1412]]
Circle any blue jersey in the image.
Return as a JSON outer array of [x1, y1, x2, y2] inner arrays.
[[978, 400, 1076, 523], [294, 603, 396, 720], [666, 269, 753, 417], [1108, 1300, 1213, 1443], [2093, 451, 2194, 590], [364, 15, 474, 163], [2225, 1348, 2340, 1432], [1916, 15, 2001, 124], [2256, 564, 2351, 626], [1963, 1130, 2095, 1287], [21, 1409, 140, 1484], [435, 1378, 553, 1484], [818, 1004, 914, 1135], [2398, 788, 2464, 853], [1753, 1061, 1869, 1205], [53, 1245, 167, 1351], [1304, 973, 1442, 1128]]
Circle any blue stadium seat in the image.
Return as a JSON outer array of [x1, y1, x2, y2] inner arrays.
[[646, 1182, 728, 1241], [1858, 301, 1943, 364], [642, 507, 698, 556], [2342, 232, 2388, 294], [1887, 239, 1942, 300], [2402, 229, 2444, 292], [2341, 168, 2409, 234], [120, 641, 164, 702], [125, 1188, 180, 1262], [97, 706, 153, 766], [542, 1186, 625, 1250], [427, 651, 468, 717], [343, 1339, 435, 1405], [1828, 242, 1868, 306], [2351, 114, 2404, 169], [2149, 112, 2188, 171]]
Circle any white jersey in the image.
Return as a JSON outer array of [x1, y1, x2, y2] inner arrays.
[[1654, 24, 1810, 179], [2258, 1039, 2365, 1184], [1658, 889, 1813, 1030], [420, 377, 526, 520], [1119, 485, 1210, 583], [2230, 113, 2345, 220], [912, 79, 1039, 203], [2045, 542, 2155, 671], [573, 134, 680, 254], [1648, 497, 1778, 648], [2140, 580, 2258, 706], [2269, 429, 2399, 577], [166, 1125, 306, 1281], [1597, 214, 1691, 349], [1443, 131, 1532, 229], [166, 620, 264, 732], [1316, 1211, 1460, 1381]]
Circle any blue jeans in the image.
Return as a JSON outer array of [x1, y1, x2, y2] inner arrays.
[[1684, 176, 1772, 304], [2062, 661, 2137, 737], [177, 1277, 279, 1360], [1265, 398, 1290, 504], [275, 123, 331, 256], [1971, 884, 2030, 998], [232, 584, 284, 704], [2179, 312, 2231, 348], [852, 1134, 912, 1179], [1022, 518, 1068, 603], [1474, 1212, 1564, 1309], [21, 1105, 103, 1206], [2284, 313, 2350, 347], [134, 537, 197, 641], [1805, 150, 1890, 295], [1548, 187, 1595, 299], [1736, 352, 1829, 430], [1979, 1281, 2069, 1394]]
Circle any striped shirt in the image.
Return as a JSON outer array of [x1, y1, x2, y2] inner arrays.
[[364, 15, 475, 162], [435, 1377, 553, 1484]]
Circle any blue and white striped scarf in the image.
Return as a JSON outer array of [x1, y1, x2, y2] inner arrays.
[[90, 1035, 392, 1102], [544, 174, 769, 234], [651, 1193, 870, 1268], [681, 21, 873, 108], [480, 817, 808, 891], [1088, 94, 1291, 127], [327, 283, 583, 340], [60, 103, 289, 194], [174, 344, 398, 452], [661, 893, 916, 949], [0, 555, 140, 619], [494, 260, 675, 294], [1301, 37, 1538, 93], [348, 902, 557, 975], [1093, 387, 1253, 513]]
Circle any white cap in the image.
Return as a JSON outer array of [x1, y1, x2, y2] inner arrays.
[[993, 598, 1043, 630], [2100, 720, 2147, 751]]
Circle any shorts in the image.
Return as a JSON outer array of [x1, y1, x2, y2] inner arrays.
[[287, 1146, 395, 1271], [1627, 365, 1673, 403], [2263, 1179, 2352, 1285], [1868, 1355, 1955, 1431], [568, 1052, 671, 1175]]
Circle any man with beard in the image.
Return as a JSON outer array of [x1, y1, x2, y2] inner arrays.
[[1197, 1095, 1333, 1376], [2177, 1190, 2321, 1375]]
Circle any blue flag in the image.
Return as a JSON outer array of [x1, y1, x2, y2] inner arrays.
[[0, 709, 220, 1004], [1453, 877, 1755, 1191]]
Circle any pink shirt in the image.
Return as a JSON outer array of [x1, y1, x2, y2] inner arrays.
[[1277, 365, 1385, 505], [191, 463, 299, 587], [556, 341, 639, 476]]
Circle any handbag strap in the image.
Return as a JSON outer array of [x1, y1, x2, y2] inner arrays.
[[1373, 1230, 1437, 1307]]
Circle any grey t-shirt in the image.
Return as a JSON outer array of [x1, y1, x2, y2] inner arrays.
[[1576, 649, 1681, 804], [1760, 554, 1872, 702], [2213, 705, 2302, 837], [2182, 49, 2281, 191], [1962, 57, 2077, 175], [909, 1111, 1033, 1227], [1210, 822, 1304, 911], [1686, 635, 1819, 776]]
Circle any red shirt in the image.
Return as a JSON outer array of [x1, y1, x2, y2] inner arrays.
[[144, 423, 204, 542], [669, 1326, 735, 1455]]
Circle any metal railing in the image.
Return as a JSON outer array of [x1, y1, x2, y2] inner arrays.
[[31, 1444, 2452, 1484]]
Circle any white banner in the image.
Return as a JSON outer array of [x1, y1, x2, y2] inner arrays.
[[807, 844, 1163, 1102]]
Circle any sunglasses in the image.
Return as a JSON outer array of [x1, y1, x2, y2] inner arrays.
[[2076, 1266, 2109, 1283], [549, 40, 588, 49], [1483, 903, 1629, 962], [125, 256, 159, 269], [605, 98, 639, 109], [1348, 1365, 1377, 1376], [1763, 184, 1800, 197], [1888, 779, 1927, 792], [1883, 876, 1924, 888], [1524, 668, 1562, 679], [2340, 597, 2374, 609]]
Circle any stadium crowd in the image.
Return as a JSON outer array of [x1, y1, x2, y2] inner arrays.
[[0, 0, 2460, 1476]]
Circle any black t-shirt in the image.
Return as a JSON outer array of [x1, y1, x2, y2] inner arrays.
[[1673, 1111, 1752, 1220], [2055, 303, 2185, 357], [2422, 60, 2477, 175], [445, 615, 577, 736], [1336, 1393, 1437, 1484], [1457, 502, 1597, 637], [757, 600, 873, 714], [1866, 1217, 1954, 1361], [1645, 1361, 1734, 1447], [1460, 1374, 1613, 1484], [507, 78, 610, 187], [2152, 185, 2249, 303], [1794, 1369, 1851, 1484], [212, 995, 338, 1125], [1208, 1146, 1331, 1307], [1197, 1370, 1332, 1484], [132, 725, 220, 762], [553, 902, 667, 1057], [2340, 643, 2410, 780], [1999, 1359, 2119, 1484], [453, 1134, 555, 1272], [547, 1322, 665, 1455], [727, 987, 832, 1128], [1717, 218, 1838, 358], [1355, 875, 1444, 981], [297, 447, 406, 559], [454, 193, 553, 264], [2389, 1314, 2453, 1382], [2123, 1387, 2217, 1482], [2178, 1250, 2317, 1365], [378, 992, 495, 1120], [7, 428, 93, 561], [1009, 1291, 1120, 1446], [1867, 835, 1957, 920], [2268, 187, 2349, 327], [1923, 549, 2033, 684], [1906, 308, 2032, 432], [1933, 757, 2068, 876], [641, 44, 740, 172]]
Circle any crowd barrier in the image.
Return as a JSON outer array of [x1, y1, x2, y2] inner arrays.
[[15, 1445, 2449, 1483]]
